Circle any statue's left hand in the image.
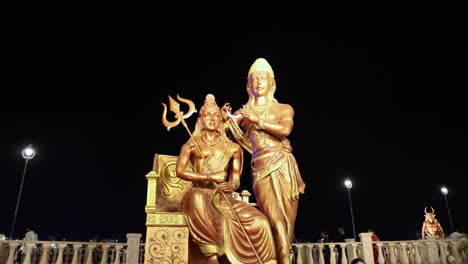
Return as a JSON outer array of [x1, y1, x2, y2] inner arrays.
[[221, 103, 230, 121], [210, 171, 228, 183], [222, 102, 242, 120], [218, 182, 235, 193]]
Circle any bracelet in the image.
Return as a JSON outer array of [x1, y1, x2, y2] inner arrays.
[[258, 119, 265, 129]]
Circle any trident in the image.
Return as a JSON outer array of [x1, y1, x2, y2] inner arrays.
[[162, 94, 263, 263]]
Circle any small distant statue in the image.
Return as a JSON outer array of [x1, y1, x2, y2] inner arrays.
[[421, 207, 446, 239]]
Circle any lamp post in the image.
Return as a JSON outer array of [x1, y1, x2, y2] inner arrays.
[[9, 144, 36, 239], [344, 178, 357, 241], [440, 186, 454, 234]]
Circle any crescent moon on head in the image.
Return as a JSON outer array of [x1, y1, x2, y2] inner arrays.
[[226, 106, 241, 119]]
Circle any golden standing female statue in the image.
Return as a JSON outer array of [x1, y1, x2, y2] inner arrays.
[[223, 58, 306, 264]]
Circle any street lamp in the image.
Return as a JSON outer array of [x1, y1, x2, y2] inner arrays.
[[344, 178, 357, 241], [440, 186, 454, 234], [9, 144, 36, 239]]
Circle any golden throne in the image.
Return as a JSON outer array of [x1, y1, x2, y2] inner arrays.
[[143, 153, 256, 263], [143, 154, 193, 263]]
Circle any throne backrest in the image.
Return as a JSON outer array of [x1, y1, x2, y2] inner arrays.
[[152, 154, 193, 212], [149, 153, 256, 213]]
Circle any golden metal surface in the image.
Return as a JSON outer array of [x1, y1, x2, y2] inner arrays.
[[175, 94, 277, 264], [144, 226, 189, 264], [224, 58, 306, 264], [422, 207, 446, 239], [144, 154, 193, 263], [161, 94, 197, 131], [146, 212, 187, 226]]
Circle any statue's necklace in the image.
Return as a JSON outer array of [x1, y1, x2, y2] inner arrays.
[[200, 135, 220, 146], [251, 102, 270, 115]]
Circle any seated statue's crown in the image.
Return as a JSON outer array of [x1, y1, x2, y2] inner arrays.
[[248, 58, 274, 79], [204, 94, 216, 106], [200, 94, 219, 112]]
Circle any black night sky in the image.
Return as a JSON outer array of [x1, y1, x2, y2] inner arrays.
[[1, 1, 467, 243]]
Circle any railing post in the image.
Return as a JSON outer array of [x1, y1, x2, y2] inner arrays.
[[295, 244, 304, 264], [424, 236, 441, 264], [329, 244, 337, 264], [125, 233, 142, 264], [399, 242, 410, 264], [71, 244, 81, 264], [376, 242, 385, 264], [56, 243, 67, 264], [359, 232, 375, 264], [306, 244, 315, 264], [438, 241, 448, 264], [408, 243, 415, 264], [318, 244, 325, 264], [240, 190, 252, 204], [449, 240, 462, 264], [414, 242, 423, 264], [100, 244, 111, 264], [338, 243, 348, 264], [0, 242, 9, 264], [39, 243, 51, 264], [85, 244, 96, 264], [345, 238, 355, 263], [351, 243, 359, 263], [23, 242, 35, 264], [114, 245, 123, 264], [6, 242, 19, 264]]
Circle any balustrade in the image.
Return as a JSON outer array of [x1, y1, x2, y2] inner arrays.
[[0, 233, 465, 264]]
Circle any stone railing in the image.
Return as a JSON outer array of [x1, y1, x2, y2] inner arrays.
[[1, 232, 466, 264], [293, 233, 467, 264], [0, 233, 143, 264]]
